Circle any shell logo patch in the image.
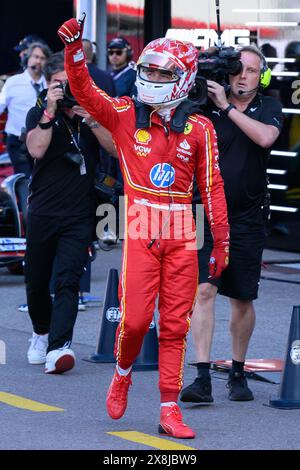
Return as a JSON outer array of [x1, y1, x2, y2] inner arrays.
[[134, 129, 152, 144], [184, 122, 193, 135]]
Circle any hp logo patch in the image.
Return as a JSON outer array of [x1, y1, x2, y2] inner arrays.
[[106, 307, 121, 322], [150, 163, 175, 188]]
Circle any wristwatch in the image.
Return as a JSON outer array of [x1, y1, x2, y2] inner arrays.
[[222, 103, 236, 116], [88, 120, 100, 129]]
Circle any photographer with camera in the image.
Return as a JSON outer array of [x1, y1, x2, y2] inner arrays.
[[180, 45, 283, 404], [25, 51, 115, 374]]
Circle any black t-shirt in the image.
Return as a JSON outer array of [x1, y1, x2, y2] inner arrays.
[[194, 94, 283, 225], [26, 106, 99, 217]]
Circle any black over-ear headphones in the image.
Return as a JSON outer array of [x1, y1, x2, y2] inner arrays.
[[107, 37, 133, 61], [126, 45, 133, 61]]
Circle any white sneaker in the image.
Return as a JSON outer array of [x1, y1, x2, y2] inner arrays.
[[18, 303, 29, 312], [78, 297, 87, 311], [45, 344, 75, 374], [27, 333, 48, 364]]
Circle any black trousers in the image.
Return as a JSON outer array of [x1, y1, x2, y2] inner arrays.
[[6, 134, 33, 178], [198, 220, 266, 301], [49, 256, 91, 294], [24, 213, 94, 352]]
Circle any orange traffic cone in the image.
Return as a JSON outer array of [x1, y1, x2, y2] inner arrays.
[[269, 305, 300, 409]]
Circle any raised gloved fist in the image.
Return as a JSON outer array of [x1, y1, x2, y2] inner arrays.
[[57, 12, 86, 45], [209, 225, 230, 279]]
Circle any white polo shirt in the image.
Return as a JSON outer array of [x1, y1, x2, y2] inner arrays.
[[0, 69, 47, 137]]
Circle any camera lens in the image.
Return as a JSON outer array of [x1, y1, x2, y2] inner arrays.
[[56, 81, 78, 108]]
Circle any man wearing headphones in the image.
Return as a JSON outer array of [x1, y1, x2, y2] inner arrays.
[[13, 34, 48, 71], [181, 45, 283, 404], [107, 37, 137, 98], [0, 42, 51, 177]]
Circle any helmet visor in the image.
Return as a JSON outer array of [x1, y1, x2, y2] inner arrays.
[[138, 65, 180, 83], [138, 52, 185, 78]]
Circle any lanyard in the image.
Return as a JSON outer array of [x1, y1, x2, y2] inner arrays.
[[62, 117, 87, 175], [62, 117, 81, 152]]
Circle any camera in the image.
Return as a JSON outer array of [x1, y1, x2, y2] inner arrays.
[[198, 47, 242, 83], [56, 81, 78, 109], [189, 47, 242, 105]]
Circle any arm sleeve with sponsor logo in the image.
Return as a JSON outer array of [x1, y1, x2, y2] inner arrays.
[[64, 42, 132, 134], [195, 118, 229, 228]]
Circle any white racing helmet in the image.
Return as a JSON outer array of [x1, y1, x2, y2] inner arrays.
[[136, 38, 199, 107]]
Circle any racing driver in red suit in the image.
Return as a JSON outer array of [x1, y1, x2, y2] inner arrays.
[[58, 15, 229, 439]]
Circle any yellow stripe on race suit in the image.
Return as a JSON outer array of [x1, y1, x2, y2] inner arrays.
[[120, 149, 192, 199], [62, 25, 72, 36], [116, 196, 129, 362], [208, 129, 213, 189], [189, 115, 215, 192], [92, 86, 132, 111], [113, 104, 132, 112], [178, 308, 193, 390], [205, 129, 213, 191], [178, 336, 187, 391], [178, 263, 199, 389]]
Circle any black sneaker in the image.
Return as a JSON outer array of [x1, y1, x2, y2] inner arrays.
[[180, 376, 213, 403], [227, 371, 254, 401]]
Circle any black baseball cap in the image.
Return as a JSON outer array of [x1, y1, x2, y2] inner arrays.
[[107, 37, 131, 50], [14, 35, 46, 52]]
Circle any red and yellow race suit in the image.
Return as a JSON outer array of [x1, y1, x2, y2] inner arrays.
[[65, 51, 228, 401]]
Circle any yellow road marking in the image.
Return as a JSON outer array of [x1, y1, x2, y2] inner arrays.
[[107, 431, 196, 450], [0, 392, 64, 412]]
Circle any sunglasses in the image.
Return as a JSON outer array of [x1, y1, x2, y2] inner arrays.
[[107, 49, 125, 56]]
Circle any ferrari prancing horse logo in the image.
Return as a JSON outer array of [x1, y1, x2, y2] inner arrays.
[[184, 122, 193, 135]]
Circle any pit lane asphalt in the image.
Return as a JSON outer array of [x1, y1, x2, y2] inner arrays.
[[0, 244, 300, 451]]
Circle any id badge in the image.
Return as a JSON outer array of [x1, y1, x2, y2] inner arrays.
[[80, 155, 87, 175]]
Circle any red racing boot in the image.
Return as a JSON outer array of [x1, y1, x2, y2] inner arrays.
[[159, 404, 196, 439], [106, 369, 132, 419]]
